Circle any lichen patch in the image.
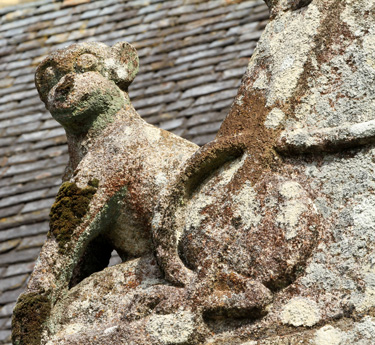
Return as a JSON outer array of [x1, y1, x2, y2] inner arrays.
[[281, 297, 321, 327], [314, 325, 344, 345], [146, 311, 196, 344]]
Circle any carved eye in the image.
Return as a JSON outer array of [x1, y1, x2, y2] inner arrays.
[[76, 54, 98, 72], [43, 66, 57, 90], [44, 66, 55, 79]]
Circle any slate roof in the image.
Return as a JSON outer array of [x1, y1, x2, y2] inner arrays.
[[0, 0, 268, 342]]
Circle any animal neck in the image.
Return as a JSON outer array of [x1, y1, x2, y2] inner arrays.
[[63, 93, 135, 180]]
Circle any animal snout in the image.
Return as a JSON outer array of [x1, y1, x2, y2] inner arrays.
[[54, 73, 75, 101]]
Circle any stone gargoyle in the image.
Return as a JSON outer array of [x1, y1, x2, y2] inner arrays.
[[12, 0, 375, 344]]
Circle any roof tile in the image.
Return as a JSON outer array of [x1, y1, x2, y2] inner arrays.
[[0, 239, 20, 255], [0, 275, 27, 292], [2, 262, 35, 278], [0, 287, 25, 305], [0, 303, 15, 318]]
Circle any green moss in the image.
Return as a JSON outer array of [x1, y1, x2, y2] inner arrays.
[[49, 181, 97, 252], [88, 178, 99, 188], [12, 292, 51, 345]]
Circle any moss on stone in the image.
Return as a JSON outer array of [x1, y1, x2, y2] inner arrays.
[[49, 181, 97, 252], [12, 292, 51, 345], [88, 178, 99, 188]]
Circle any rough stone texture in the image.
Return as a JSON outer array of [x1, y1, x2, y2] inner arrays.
[[0, 1, 269, 341], [11, 0, 375, 344], [12, 41, 198, 345]]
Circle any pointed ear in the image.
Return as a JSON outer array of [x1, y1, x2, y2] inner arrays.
[[110, 41, 139, 90], [264, 0, 312, 17]]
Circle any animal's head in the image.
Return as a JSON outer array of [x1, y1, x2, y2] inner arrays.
[[35, 42, 139, 134]]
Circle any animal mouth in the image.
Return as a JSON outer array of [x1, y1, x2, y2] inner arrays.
[[54, 74, 75, 102]]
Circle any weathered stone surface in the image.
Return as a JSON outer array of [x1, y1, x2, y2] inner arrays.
[[11, 0, 375, 344], [12, 41, 198, 345], [152, 0, 375, 343]]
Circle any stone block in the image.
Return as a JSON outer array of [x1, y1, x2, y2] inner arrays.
[[40, 8, 70, 21], [165, 26, 204, 42], [156, 63, 192, 79], [12, 72, 35, 84], [0, 89, 38, 105], [34, 2, 60, 14], [17, 127, 64, 143], [0, 113, 41, 129]]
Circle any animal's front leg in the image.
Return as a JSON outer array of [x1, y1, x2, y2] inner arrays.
[[11, 180, 117, 344]]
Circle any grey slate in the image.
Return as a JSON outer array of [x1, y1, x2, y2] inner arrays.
[[0, 287, 25, 305], [0, 248, 40, 266], [0, 275, 27, 292], [0, 222, 49, 242], [2, 262, 35, 278], [0, 303, 15, 318], [21, 197, 56, 214]]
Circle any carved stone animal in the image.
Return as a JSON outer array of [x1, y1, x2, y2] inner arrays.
[[12, 41, 197, 345], [13, 0, 375, 343]]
